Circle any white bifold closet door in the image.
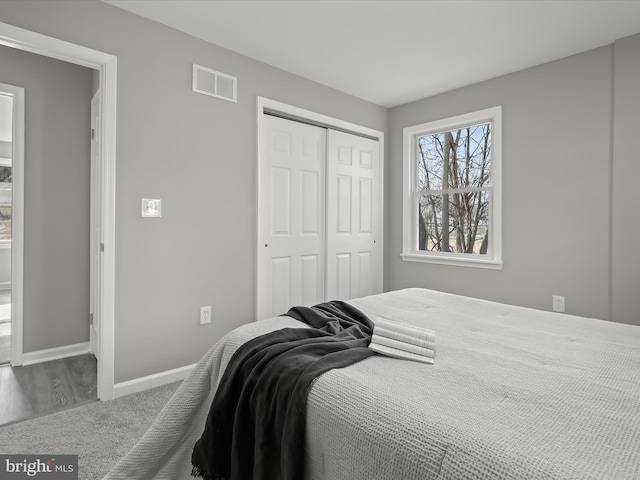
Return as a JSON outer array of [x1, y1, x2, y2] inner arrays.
[[259, 116, 327, 319], [325, 129, 380, 301], [258, 114, 380, 320]]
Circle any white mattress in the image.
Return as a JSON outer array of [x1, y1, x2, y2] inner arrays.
[[104, 288, 640, 479]]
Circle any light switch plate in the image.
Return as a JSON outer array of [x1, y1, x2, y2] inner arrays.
[[141, 198, 162, 217]]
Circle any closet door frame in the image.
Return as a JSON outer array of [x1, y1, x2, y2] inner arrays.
[[256, 97, 385, 320]]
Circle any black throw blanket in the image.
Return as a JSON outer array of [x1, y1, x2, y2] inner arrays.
[[191, 301, 375, 480]]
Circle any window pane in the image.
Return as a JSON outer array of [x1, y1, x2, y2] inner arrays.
[[0, 166, 11, 241], [0, 205, 11, 241], [417, 122, 492, 192], [418, 192, 489, 254]]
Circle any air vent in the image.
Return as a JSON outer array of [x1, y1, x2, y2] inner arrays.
[[192, 64, 237, 103]]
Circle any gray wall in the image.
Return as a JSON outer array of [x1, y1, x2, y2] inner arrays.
[[0, 44, 93, 351], [388, 37, 640, 326], [0, 0, 388, 382], [612, 33, 640, 326]]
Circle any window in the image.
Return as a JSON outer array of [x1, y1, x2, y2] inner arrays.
[[0, 161, 10, 245], [402, 106, 502, 268]]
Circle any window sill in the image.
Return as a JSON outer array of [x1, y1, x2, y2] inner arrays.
[[400, 253, 503, 270]]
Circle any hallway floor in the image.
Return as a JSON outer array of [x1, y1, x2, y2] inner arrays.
[[0, 353, 97, 426], [0, 289, 98, 427]]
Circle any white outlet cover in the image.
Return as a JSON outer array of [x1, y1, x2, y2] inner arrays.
[[552, 295, 565, 313], [200, 306, 212, 325], [141, 198, 162, 218]]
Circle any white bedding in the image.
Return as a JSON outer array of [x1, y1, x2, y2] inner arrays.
[[103, 288, 640, 480]]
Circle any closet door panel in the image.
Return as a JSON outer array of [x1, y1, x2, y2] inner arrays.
[[270, 167, 291, 235], [270, 256, 292, 316], [335, 253, 352, 300], [258, 116, 326, 319], [326, 130, 381, 301], [336, 175, 352, 234], [300, 254, 321, 306]]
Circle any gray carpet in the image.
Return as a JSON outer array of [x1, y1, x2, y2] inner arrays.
[[0, 381, 181, 480]]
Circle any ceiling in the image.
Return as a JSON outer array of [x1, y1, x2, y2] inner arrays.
[[106, 1, 640, 108]]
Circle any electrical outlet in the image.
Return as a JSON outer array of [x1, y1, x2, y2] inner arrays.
[[552, 295, 565, 313], [200, 306, 212, 325]]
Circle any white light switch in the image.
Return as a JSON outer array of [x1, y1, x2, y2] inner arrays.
[[141, 198, 162, 217]]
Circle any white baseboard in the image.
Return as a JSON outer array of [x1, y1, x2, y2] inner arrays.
[[112, 363, 196, 399], [21, 342, 90, 366]]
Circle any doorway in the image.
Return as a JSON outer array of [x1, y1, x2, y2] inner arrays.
[[0, 83, 23, 367], [0, 21, 117, 400], [0, 91, 11, 366]]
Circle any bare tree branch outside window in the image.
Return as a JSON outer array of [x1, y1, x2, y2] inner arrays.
[[417, 122, 491, 255]]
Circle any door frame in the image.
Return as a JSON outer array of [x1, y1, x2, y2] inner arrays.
[[0, 22, 117, 400], [0, 82, 24, 366], [89, 90, 101, 363], [256, 97, 385, 319]]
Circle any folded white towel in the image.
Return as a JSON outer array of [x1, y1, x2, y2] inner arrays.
[[373, 326, 435, 350], [374, 318, 435, 344], [371, 333, 434, 358], [369, 342, 434, 364], [369, 318, 436, 364]]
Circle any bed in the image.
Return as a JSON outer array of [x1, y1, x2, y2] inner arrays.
[[103, 288, 640, 480]]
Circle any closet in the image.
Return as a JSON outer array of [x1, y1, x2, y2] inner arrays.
[[257, 110, 382, 320]]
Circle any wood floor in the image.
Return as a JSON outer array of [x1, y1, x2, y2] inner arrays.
[[0, 354, 97, 426]]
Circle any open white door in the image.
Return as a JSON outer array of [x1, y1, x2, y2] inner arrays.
[[89, 91, 102, 364]]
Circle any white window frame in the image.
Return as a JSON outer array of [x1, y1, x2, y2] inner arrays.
[[401, 106, 502, 269]]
